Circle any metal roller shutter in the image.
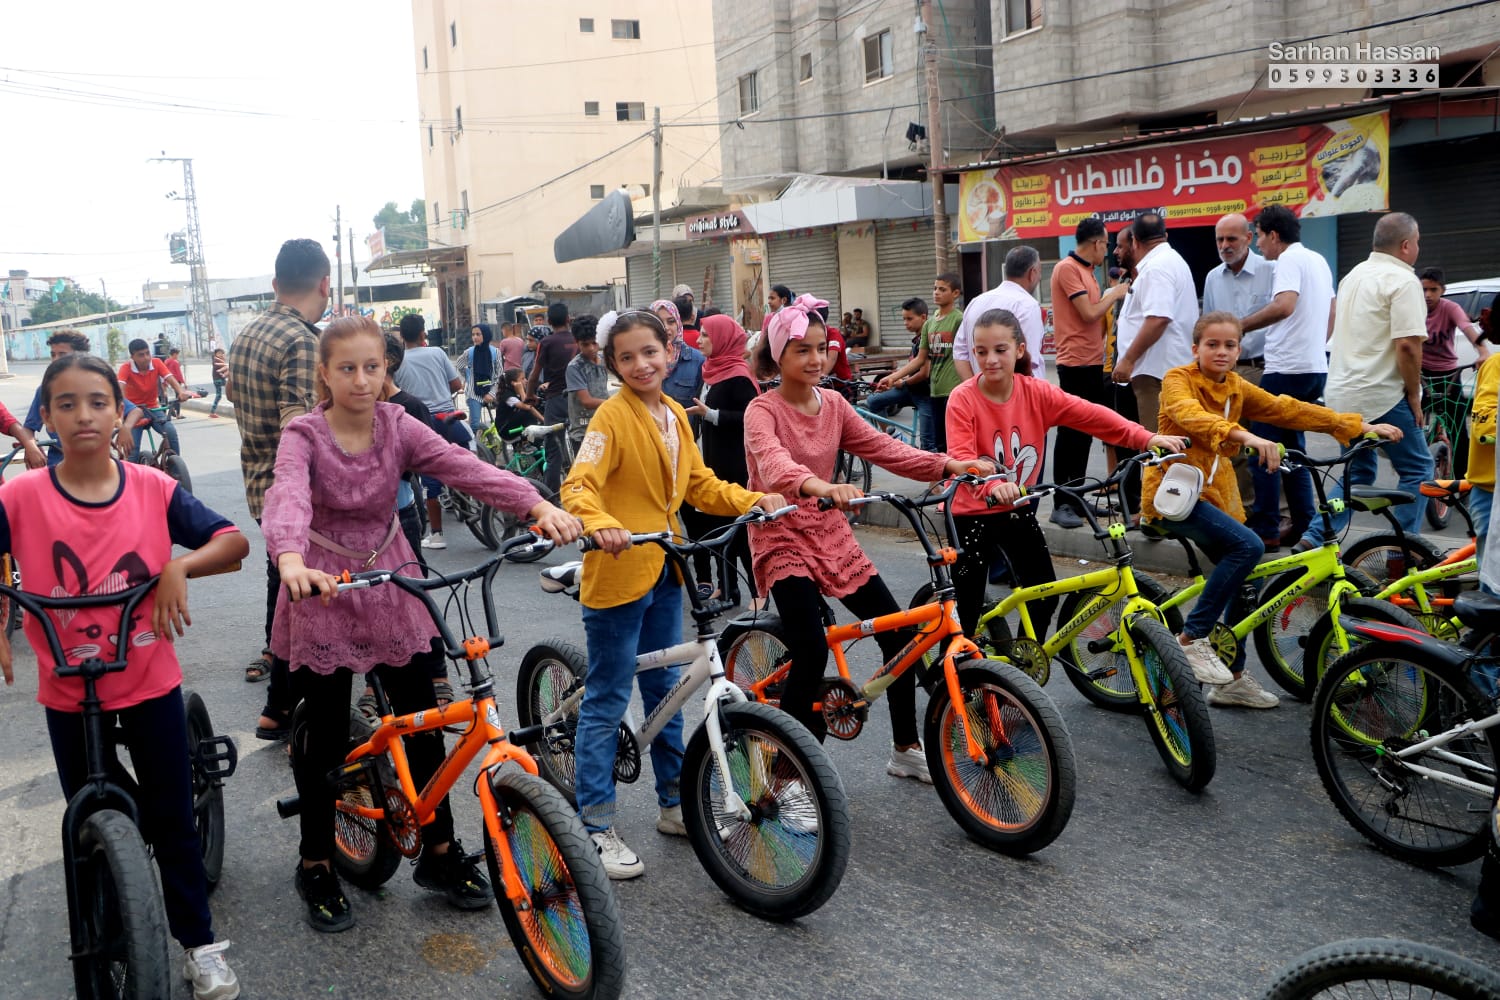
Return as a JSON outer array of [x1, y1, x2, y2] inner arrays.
[[625, 254, 656, 308], [670, 244, 732, 312], [766, 229, 841, 319], [875, 220, 938, 349]]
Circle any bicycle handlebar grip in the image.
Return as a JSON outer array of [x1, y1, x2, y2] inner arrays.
[[275, 794, 302, 818], [1483, 434, 1498, 446], [578, 536, 601, 553], [817, 497, 836, 511]]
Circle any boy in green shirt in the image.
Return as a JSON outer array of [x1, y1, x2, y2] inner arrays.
[[877, 273, 963, 451]]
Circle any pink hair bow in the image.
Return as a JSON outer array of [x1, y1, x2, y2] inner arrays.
[[766, 293, 829, 361]]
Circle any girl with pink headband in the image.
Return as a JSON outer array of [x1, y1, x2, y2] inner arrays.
[[744, 294, 981, 781]]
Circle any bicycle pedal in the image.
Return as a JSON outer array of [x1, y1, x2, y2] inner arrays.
[[1085, 666, 1119, 681], [194, 735, 239, 780], [325, 756, 380, 789]]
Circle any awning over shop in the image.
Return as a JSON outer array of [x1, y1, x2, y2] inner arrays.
[[739, 175, 955, 236], [365, 245, 467, 274]]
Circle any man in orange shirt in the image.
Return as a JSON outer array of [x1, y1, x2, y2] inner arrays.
[[1048, 217, 1129, 527], [119, 338, 192, 459]]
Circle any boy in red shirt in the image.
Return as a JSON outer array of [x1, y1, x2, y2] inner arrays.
[[118, 339, 192, 459]]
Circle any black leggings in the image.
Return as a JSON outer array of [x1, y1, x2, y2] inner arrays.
[[953, 511, 1057, 639], [769, 574, 918, 746], [292, 660, 454, 862], [683, 511, 757, 603]]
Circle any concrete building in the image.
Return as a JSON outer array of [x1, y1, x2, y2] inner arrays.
[[403, 1, 722, 330]]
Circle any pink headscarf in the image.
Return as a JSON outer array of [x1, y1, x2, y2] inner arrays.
[[766, 293, 829, 362], [651, 298, 686, 374], [699, 314, 757, 390]]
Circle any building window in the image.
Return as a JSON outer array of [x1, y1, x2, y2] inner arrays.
[[427, 125, 434, 148], [738, 73, 759, 114], [449, 21, 457, 46], [584, 101, 599, 116], [454, 105, 462, 132], [580, 17, 594, 32], [590, 185, 605, 199], [433, 202, 439, 226], [611, 19, 640, 39], [1004, 0, 1043, 34], [799, 53, 813, 82], [461, 190, 469, 220], [863, 30, 893, 83], [422, 46, 428, 69], [615, 101, 645, 122]]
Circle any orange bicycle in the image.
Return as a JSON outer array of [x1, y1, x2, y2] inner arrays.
[[718, 473, 1076, 855], [275, 533, 625, 1000]]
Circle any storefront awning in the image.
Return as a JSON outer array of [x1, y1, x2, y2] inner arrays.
[[365, 245, 467, 274]]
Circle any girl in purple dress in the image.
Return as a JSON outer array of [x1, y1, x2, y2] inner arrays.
[[263, 316, 580, 933]]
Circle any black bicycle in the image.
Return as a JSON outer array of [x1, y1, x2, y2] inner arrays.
[[0, 572, 237, 999]]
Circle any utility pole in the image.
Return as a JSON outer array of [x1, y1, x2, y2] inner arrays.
[[333, 205, 344, 315], [348, 228, 359, 315], [919, 1, 950, 273], [101, 280, 110, 349], [150, 156, 214, 355], [652, 105, 663, 300]]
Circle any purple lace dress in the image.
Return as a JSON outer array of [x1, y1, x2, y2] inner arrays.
[[263, 402, 543, 674]]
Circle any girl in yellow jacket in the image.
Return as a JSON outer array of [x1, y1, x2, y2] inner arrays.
[[561, 309, 783, 880], [1144, 311, 1399, 710]]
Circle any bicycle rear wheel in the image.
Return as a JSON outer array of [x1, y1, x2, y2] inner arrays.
[[297, 706, 404, 890], [924, 662, 1076, 853], [160, 454, 193, 495], [182, 690, 226, 890], [0, 553, 20, 640], [681, 701, 850, 920], [515, 641, 587, 804], [1131, 617, 1216, 791], [1265, 937, 1500, 1000], [717, 617, 790, 703], [1055, 573, 1184, 713], [1342, 532, 1447, 592], [71, 809, 171, 1000], [497, 477, 556, 563], [1428, 440, 1453, 530], [832, 450, 872, 522], [1301, 596, 1427, 702], [485, 770, 626, 1000], [1311, 643, 1496, 868], [1252, 567, 1378, 699]]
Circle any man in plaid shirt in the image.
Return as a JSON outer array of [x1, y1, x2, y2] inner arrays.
[[226, 238, 329, 739]]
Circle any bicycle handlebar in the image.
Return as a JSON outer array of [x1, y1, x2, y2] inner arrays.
[[520, 422, 566, 442], [577, 504, 797, 554]]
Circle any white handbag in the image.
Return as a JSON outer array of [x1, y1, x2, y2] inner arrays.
[[1152, 396, 1231, 522]]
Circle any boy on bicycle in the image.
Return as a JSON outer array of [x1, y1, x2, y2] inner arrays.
[[119, 338, 192, 460]]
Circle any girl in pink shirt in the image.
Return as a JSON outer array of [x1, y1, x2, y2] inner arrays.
[[746, 294, 975, 782], [945, 308, 1181, 639]]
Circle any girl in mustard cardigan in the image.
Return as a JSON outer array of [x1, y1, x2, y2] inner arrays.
[[1144, 311, 1400, 710], [561, 309, 783, 881]]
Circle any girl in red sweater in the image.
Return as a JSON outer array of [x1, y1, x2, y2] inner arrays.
[[746, 293, 977, 782], [944, 308, 1183, 637]]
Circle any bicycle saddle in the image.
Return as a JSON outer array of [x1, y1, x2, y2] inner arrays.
[[1419, 479, 1471, 499], [1347, 486, 1414, 511], [539, 561, 582, 596], [1455, 590, 1500, 632]]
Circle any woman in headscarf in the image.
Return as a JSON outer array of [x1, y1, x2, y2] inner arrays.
[[461, 323, 501, 426], [686, 315, 763, 608], [654, 299, 705, 420]]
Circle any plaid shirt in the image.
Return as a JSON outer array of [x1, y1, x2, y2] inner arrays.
[[228, 301, 318, 519]]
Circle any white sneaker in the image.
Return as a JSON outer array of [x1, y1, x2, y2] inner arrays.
[[1180, 637, 1234, 685], [656, 805, 687, 837], [1207, 671, 1280, 709], [886, 745, 932, 784], [590, 828, 644, 880], [421, 532, 447, 550], [183, 941, 240, 1000]]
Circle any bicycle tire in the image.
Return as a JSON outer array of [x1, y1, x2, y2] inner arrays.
[[1055, 572, 1184, 713], [1311, 642, 1496, 868], [295, 705, 404, 890], [0, 553, 20, 640], [133, 449, 153, 466], [446, 488, 500, 551], [499, 477, 557, 563], [681, 700, 850, 920], [1301, 596, 1428, 702], [1131, 617, 1217, 791], [71, 809, 172, 1000], [484, 769, 626, 1000], [924, 661, 1077, 853], [831, 450, 872, 522], [718, 616, 790, 702], [182, 689, 226, 891], [1342, 532, 1448, 592], [515, 640, 588, 804], [1263, 936, 1500, 1000], [161, 454, 193, 495], [1428, 440, 1453, 530], [1252, 566, 1379, 699]]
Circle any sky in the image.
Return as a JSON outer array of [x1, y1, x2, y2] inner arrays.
[[1, 0, 424, 304]]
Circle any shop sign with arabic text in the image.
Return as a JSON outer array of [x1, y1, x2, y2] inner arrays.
[[957, 111, 1389, 241]]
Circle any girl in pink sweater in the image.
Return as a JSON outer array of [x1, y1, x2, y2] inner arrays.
[[945, 309, 1182, 638], [746, 293, 976, 782]]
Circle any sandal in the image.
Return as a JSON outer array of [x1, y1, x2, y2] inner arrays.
[[255, 706, 291, 742], [245, 650, 272, 683], [356, 690, 381, 726], [432, 679, 455, 708]]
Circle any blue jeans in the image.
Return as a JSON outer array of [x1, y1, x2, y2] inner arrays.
[[1247, 372, 1325, 540], [129, 407, 180, 460], [1301, 398, 1433, 546], [577, 569, 685, 833], [1161, 503, 1264, 641], [1474, 486, 1496, 596]]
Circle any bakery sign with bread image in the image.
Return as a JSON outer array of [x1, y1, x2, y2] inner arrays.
[[957, 111, 1388, 241]]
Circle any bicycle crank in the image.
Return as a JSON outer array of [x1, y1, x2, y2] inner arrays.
[[818, 677, 868, 740], [1001, 637, 1050, 686], [1207, 624, 1240, 669]]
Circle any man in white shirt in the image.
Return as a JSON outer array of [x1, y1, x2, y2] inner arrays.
[[955, 246, 1045, 380], [1238, 204, 1336, 547], [1297, 211, 1433, 549], [1111, 213, 1196, 431]]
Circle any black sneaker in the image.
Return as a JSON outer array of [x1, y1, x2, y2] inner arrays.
[[295, 863, 354, 933], [413, 839, 493, 910]]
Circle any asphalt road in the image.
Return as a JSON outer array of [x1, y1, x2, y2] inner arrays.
[[0, 408, 1497, 999]]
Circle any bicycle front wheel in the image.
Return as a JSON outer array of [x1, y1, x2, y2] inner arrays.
[[682, 701, 850, 920], [498, 477, 557, 563], [515, 641, 587, 804], [717, 616, 790, 704], [1131, 617, 1216, 791], [486, 770, 626, 1000], [1056, 572, 1184, 713], [924, 662, 1076, 853], [1264, 937, 1500, 1000], [1311, 643, 1496, 868], [161, 454, 193, 495], [0, 553, 20, 640], [1428, 440, 1453, 530], [71, 810, 171, 1000]]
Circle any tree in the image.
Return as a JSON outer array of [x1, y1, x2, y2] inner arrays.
[[372, 199, 428, 250], [28, 286, 126, 325]]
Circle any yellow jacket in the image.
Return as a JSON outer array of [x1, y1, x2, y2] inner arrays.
[[1143, 364, 1364, 524], [562, 388, 763, 608], [1468, 354, 1500, 488]]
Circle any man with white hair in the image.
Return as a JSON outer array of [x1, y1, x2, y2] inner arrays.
[[954, 246, 1045, 379]]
